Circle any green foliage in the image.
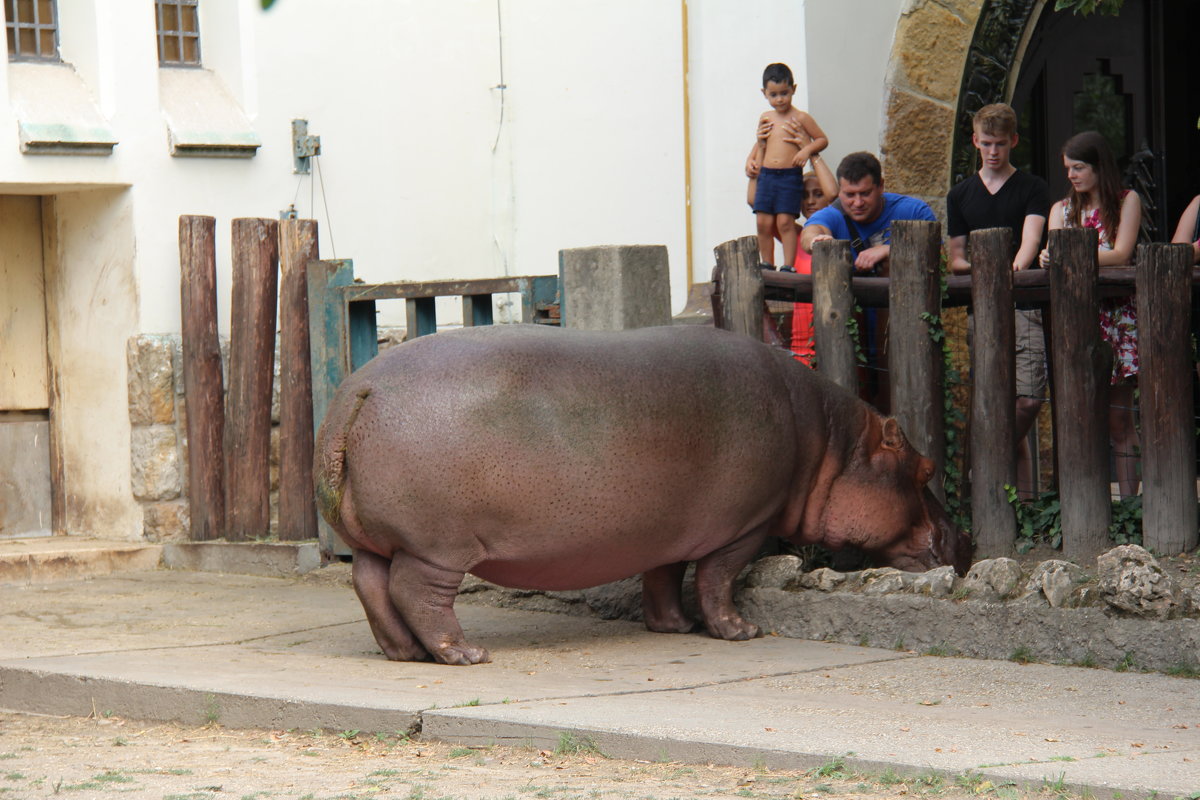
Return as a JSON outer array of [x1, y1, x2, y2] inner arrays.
[[1115, 651, 1137, 672], [1009, 646, 1034, 664], [810, 755, 848, 780], [1006, 485, 1062, 553], [847, 303, 867, 366], [1054, 0, 1123, 15], [1006, 486, 1145, 551], [1109, 495, 1143, 545], [924, 253, 969, 533], [553, 732, 603, 757]]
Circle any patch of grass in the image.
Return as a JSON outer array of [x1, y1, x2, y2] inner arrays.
[[924, 641, 956, 657], [553, 732, 603, 757], [449, 747, 475, 758], [950, 585, 973, 601], [812, 784, 835, 794], [810, 755, 848, 780], [1073, 652, 1099, 668], [1043, 772, 1068, 793], [955, 769, 985, 790], [453, 698, 482, 708], [112, 737, 128, 747], [1009, 646, 1034, 664], [1049, 755, 1077, 762], [1165, 662, 1200, 679], [0, 755, 14, 761], [2, 774, 24, 781], [368, 769, 401, 777], [857, 634, 870, 647], [893, 638, 906, 651], [878, 768, 904, 785], [202, 694, 220, 724], [93, 771, 134, 784], [1115, 651, 1137, 672]]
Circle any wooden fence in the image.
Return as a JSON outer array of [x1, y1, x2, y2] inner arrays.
[[711, 222, 1200, 561]]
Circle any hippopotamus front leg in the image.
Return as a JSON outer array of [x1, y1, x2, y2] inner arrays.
[[693, 525, 768, 641], [351, 549, 430, 662], [387, 551, 491, 666], [641, 561, 696, 633]]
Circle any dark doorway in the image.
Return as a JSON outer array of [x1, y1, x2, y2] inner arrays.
[[1010, 0, 1200, 240]]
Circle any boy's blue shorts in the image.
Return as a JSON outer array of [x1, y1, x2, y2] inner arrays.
[[753, 166, 804, 217]]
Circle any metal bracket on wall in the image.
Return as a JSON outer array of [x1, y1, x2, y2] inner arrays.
[[292, 118, 321, 174]]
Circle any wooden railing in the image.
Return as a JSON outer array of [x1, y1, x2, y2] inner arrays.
[[711, 223, 1199, 561]]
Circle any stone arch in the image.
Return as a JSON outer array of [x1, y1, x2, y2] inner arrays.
[[878, 0, 1042, 217]]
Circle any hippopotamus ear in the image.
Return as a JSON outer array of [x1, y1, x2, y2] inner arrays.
[[881, 418, 906, 451]]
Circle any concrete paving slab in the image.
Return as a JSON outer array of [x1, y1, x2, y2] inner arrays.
[[0, 567, 1195, 799]]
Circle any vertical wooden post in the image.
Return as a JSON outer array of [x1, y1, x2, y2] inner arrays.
[[889, 220, 945, 500], [812, 239, 857, 393], [1048, 227, 1111, 561], [226, 218, 280, 541], [277, 218, 319, 542], [406, 297, 437, 338], [713, 236, 763, 339], [179, 215, 225, 541], [969, 227, 1016, 555], [1136, 242, 1198, 555], [462, 294, 494, 326]]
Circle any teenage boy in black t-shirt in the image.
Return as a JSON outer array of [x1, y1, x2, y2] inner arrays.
[[947, 103, 1050, 500]]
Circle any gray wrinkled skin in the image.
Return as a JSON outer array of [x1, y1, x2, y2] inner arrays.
[[314, 325, 972, 665]]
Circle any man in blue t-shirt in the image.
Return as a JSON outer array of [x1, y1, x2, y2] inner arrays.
[[800, 151, 936, 275], [799, 152, 934, 411]]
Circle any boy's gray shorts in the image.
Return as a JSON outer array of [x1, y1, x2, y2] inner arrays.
[[1014, 307, 1046, 399], [967, 307, 1047, 399]]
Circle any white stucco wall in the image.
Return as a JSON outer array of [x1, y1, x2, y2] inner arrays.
[[687, 0, 809, 278], [804, 0, 904, 162]]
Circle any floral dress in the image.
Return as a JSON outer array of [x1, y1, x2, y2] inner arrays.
[[1062, 195, 1138, 383]]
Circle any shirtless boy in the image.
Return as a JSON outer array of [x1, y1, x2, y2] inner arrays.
[[745, 62, 827, 271]]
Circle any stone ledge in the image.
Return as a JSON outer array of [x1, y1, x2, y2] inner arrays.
[[162, 541, 321, 578], [0, 541, 163, 586]]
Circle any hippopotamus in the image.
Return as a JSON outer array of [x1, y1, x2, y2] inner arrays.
[[314, 324, 971, 665]]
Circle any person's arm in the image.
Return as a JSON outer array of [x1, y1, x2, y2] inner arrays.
[[1013, 214, 1046, 271], [790, 111, 829, 167], [1098, 191, 1141, 267], [801, 222, 833, 253], [855, 244, 890, 272], [810, 152, 837, 204], [948, 235, 970, 274], [746, 117, 770, 177], [1038, 200, 1064, 267], [1171, 195, 1200, 264]]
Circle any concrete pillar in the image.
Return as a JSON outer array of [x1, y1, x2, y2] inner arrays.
[[559, 245, 671, 330]]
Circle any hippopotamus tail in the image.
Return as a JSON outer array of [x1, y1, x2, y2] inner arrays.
[[314, 386, 372, 527]]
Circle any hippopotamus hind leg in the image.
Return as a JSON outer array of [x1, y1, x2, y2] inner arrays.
[[387, 552, 491, 666], [351, 549, 430, 662], [694, 526, 768, 641], [641, 561, 697, 633]]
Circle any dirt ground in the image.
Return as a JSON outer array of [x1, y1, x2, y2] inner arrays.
[[0, 710, 1091, 800]]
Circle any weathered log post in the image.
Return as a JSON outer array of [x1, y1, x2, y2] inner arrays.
[[179, 215, 225, 541], [968, 227, 1016, 556], [811, 239, 857, 393], [277, 218, 319, 542], [1135, 242, 1198, 555], [888, 220, 945, 501], [713, 236, 763, 340], [1047, 227, 1111, 561], [226, 218, 280, 541]]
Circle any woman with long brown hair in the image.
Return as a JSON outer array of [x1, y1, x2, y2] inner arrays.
[[1039, 130, 1143, 498]]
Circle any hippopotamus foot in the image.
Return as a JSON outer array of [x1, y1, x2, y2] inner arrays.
[[641, 562, 697, 633], [386, 552, 491, 666], [351, 549, 431, 661], [695, 527, 766, 641]]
